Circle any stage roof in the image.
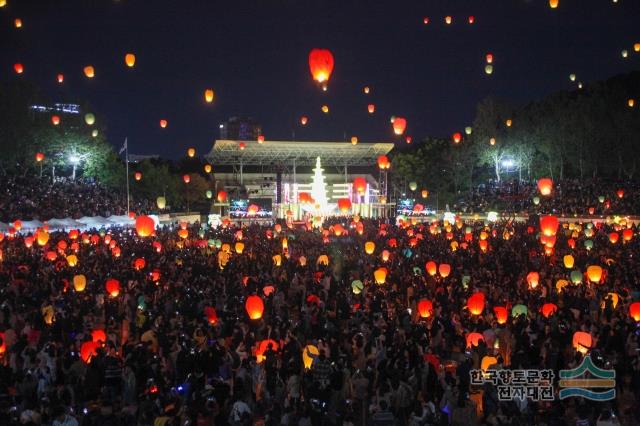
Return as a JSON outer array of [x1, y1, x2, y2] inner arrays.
[[206, 140, 394, 167]]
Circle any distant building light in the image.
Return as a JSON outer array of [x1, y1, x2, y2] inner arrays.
[[30, 103, 80, 114]]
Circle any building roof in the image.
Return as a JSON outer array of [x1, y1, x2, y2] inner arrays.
[[206, 140, 394, 167]]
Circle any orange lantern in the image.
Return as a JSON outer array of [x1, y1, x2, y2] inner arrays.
[[204, 89, 214, 103], [353, 177, 367, 195], [36, 229, 49, 246], [417, 299, 433, 319], [374, 267, 388, 284], [245, 295, 264, 320], [178, 229, 189, 239], [51, 115, 60, 126], [187, 148, 196, 157], [368, 104, 375, 113], [91, 329, 107, 344], [572, 331, 592, 354], [527, 272, 540, 289], [135, 215, 155, 237], [257, 135, 265, 144], [159, 119, 168, 128], [83, 65, 95, 78], [217, 190, 228, 203], [563, 255, 574, 269], [586, 265, 603, 283], [35, 152, 45, 162], [300, 116, 308, 125], [452, 132, 462, 144], [80, 341, 99, 363], [381, 249, 390, 262], [445, 15, 452, 24], [364, 241, 375, 255], [609, 232, 619, 244], [549, 0, 559, 8], [308, 48, 334, 83], [392, 117, 407, 135], [73, 274, 86, 292], [466, 332, 484, 348], [425, 261, 437, 276], [14, 63, 24, 74], [133, 258, 146, 271], [467, 292, 485, 315], [377, 155, 390, 169], [125, 53, 136, 67], [134, 172, 142, 181], [493, 306, 508, 324], [183, 174, 190, 183], [105, 278, 121, 297], [255, 339, 279, 363], [537, 178, 553, 196], [438, 263, 451, 278]]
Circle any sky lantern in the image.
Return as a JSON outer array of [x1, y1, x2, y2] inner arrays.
[[468, 15, 475, 24], [353, 177, 367, 195], [541, 303, 558, 318], [616, 188, 624, 198], [255, 339, 279, 363], [569, 73, 576, 82], [629, 302, 640, 322], [493, 306, 508, 324], [51, 115, 60, 126], [303, 345, 319, 369], [24, 236, 34, 248], [540, 215, 559, 236], [445, 15, 452, 24], [321, 105, 329, 113], [204, 89, 215, 103], [363, 86, 370, 94], [35, 152, 45, 162], [425, 261, 437, 276], [177, 228, 189, 239], [635, 43, 640, 52], [160, 119, 168, 128], [73, 274, 86, 292], [14, 63, 24, 74], [549, 0, 559, 8], [572, 331, 592, 354], [105, 278, 120, 297], [125, 53, 136, 67], [56, 73, 64, 83], [134, 172, 142, 181], [91, 329, 107, 344], [392, 117, 407, 135], [66, 255, 78, 267], [257, 135, 265, 144], [587, 265, 603, 283], [133, 258, 146, 270], [438, 263, 451, 278], [527, 272, 540, 289], [84, 113, 95, 126], [417, 300, 433, 319], [183, 174, 190, 183], [351, 279, 364, 294], [485, 65, 493, 75], [14, 18, 22, 28], [537, 178, 553, 196], [364, 241, 375, 255], [135, 215, 155, 237], [423, 17, 429, 24], [452, 132, 462, 144], [368, 104, 375, 113], [467, 292, 485, 315], [609, 232, 619, 244], [80, 341, 99, 363], [187, 147, 196, 157], [381, 249, 390, 262], [505, 119, 512, 127], [36, 229, 49, 246], [235, 242, 245, 254], [245, 295, 264, 320], [308, 48, 334, 84], [374, 267, 388, 284], [466, 332, 484, 348], [351, 136, 358, 145], [217, 190, 228, 203], [204, 164, 212, 173], [377, 155, 390, 169], [485, 53, 493, 64], [622, 228, 633, 242], [628, 99, 635, 108], [300, 116, 308, 125], [563, 255, 574, 269], [83, 65, 95, 78], [156, 196, 166, 209]]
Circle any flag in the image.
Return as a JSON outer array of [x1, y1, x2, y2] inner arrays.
[[118, 138, 128, 155]]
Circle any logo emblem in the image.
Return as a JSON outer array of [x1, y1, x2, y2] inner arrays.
[[558, 356, 616, 401]]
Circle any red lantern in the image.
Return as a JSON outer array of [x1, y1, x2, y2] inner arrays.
[[616, 189, 624, 199], [159, 119, 168, 128], [245, 295, 265, 320], [572, 331, 592, 354], [91, 329, 107, 344], [467, 292, 485, 315], [609, 232, 619, 244], [35, 152, 45, 162], [135, 215, 155, 237], [622, 229, 633, 242], [539, 215, 559, 237], [392, 117, 407, 135], [182, 174, 190, 184], [417, 299, 433, 319], [425, 261, 437, 276], [105, 278, 121, 297], [51, 115, 60, 126], [438, 263, 451, 278], [537, 178, 553, 196], [308, 49, 334, 83], [134, 172, 142, 181], [629, 302, 640, 322], [217, 190, 228, 203], [486, 53, 493, 64], [133, 258, 146, 270], [300, 116, 308, 125], [57, 73, 64, 83], [257, 135, 265, 144], [377, 155, 390, 169], [255, 339, 279, 363], [527, 272, 540, 289], [466, 332, 484, 348], [468, 15, 475, 24], [452, 132, 462, 144], [541, 303, 558, 318], [204, 306, 218, 324], [368, 104, 375, 114], [239, 142, 246, 150], [14, 63, 24, 74], [337, 198, 352, 213], [353, 177, 367, 195], [80, 341, 99, 363], [493, 306, 508, 324]]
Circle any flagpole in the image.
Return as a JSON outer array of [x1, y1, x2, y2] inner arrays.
[[125, 138, 130, 213]]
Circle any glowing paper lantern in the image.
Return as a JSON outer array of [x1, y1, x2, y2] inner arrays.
[[609, 232, 619, 244], [125, 53, 136, 67], [466, 332, 484, 348], [381, 250, 390, 262], [91, 329, 107, 344], [187, 148, 196, 157], [364, 241, 375, 255], [541, 303, 558, 318], [409, 182, 417, 191], [417, 299, 433, 318], [468, 16, 475, 24], [622, 229, 633, 242], [351, 136, 358, 145], [133, 258, 146, 270], [57, 73, 64, 83], [204, 306, 218, 324], [486, 53, 494, 64], [481, 356, 498, 372], [452, 132, 462, 144], [216, 190, 228, 203], [467, 292, 485, 315], [234, 242, 245, 254], [421, 189, 429, 198], [377, 155, 390, 169], [83, 65, 95, 78], [80, 341, 99, 363], [36, 229, 49, 246], [351, 280, 364, 294], [572, 331, 592, 354], [537, 178, 553, 196], [586, 265, 603, 283], [629, 302, 640, 322], [353, 177, 367, 195], [183, 174, 190, 184], [493, 307, 508, 324], [135, 215, 155, 237], [425, 261, 437, 276], [392, 117, 407, 135], [445, 16, 452, 24], [255, 339, 279, 363], [204, 89, 214, 103], [374, 267, 388, 284], [257, 135, 265, 144], [14, 63, 24, 74], [527, 272, 540, 289], [540, 215, 559, 236], [204, 164, 212, 173], [51, 115, 60, 125], [563, 255, 574, 269], [308, 49, 334, 83], [303, 345, 319, 369], [549, 0, 559, 8], [36, 152, 45, 162], [438, 263, 451, 278], [465, 126, 472, 135], [177, 229, 189, 239], [485, 65, 493, 75], [245, 295, 264, 320], [72, 274, 86, 292], [105, 278, 120, 297], [368, 104, 375, 113], [156, 196, 166, 209], [14, 18, 22, 28], [66, 255, 78, 267], [160, 119, 168, 128], [570, 270, 582, 284], [321, 105, 329, 113]]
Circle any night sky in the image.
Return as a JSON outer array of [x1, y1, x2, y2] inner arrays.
[[2, 0, 639, 158]]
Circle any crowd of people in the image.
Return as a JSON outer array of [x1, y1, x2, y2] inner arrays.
[[453, 179, 640, 216], [0, 176, 153, 223], [0, 177, 640, 425]]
